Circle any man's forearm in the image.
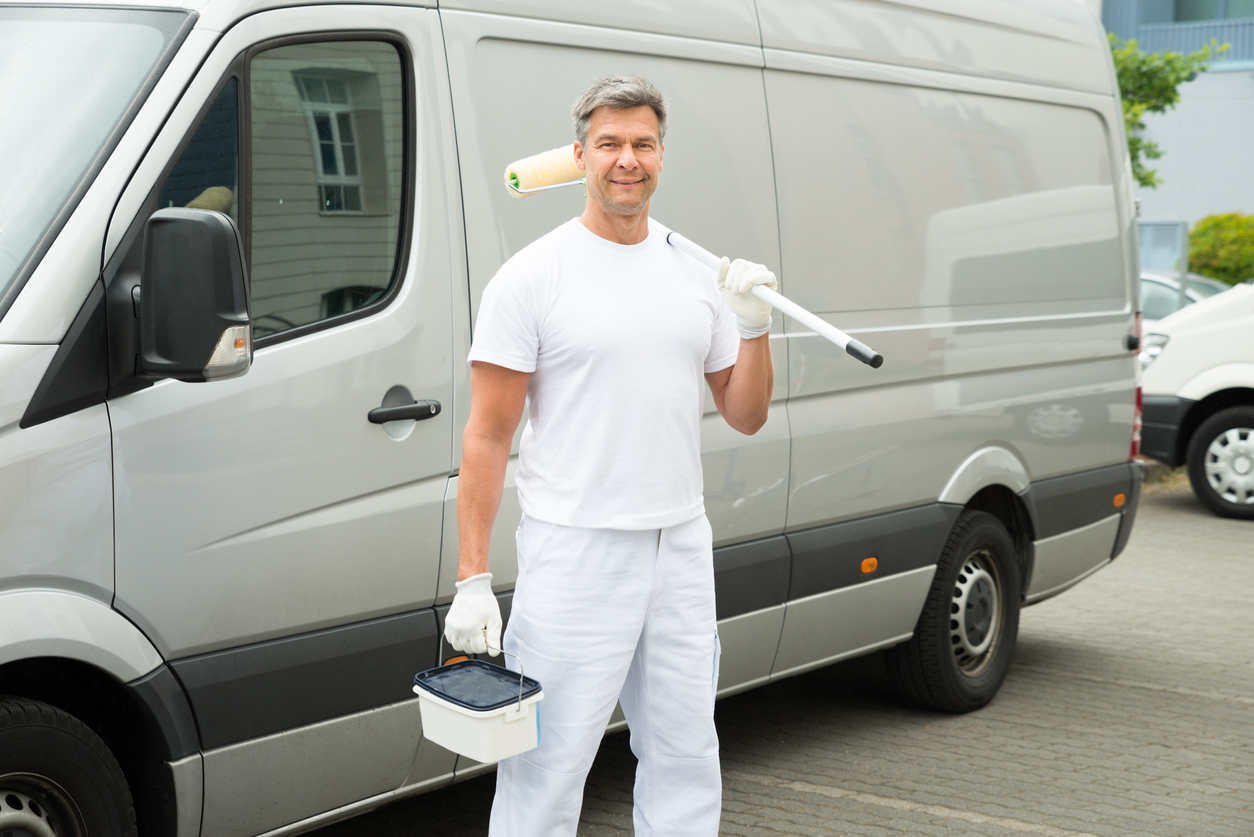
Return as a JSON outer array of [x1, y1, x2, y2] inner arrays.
[[722, 334, 773, 434], [456, 432, 513, 580]]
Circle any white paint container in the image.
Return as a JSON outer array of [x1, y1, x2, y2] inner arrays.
[[413, 659, 544, 763]]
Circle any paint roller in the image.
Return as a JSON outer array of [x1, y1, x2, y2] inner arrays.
[[501, 146, 883, 368], [504, 145, 585, 197]]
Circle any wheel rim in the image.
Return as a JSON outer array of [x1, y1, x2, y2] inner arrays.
[[949, 549, 1003, 676], [0, 774, 87, 837], [1204, 426, 1254, 506]]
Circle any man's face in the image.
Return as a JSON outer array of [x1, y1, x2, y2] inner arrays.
[[574, 105, 663, 218]]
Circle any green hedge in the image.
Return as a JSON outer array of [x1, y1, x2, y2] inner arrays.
[[1189, 213, 1254, 285]]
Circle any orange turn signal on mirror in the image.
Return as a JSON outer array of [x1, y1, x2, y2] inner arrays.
[[1114, 493, 1126, 508], [861, 557, 878, 574]]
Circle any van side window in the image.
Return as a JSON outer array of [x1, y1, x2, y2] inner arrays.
[[249, 41, 405, 339], [158, 78, 239, 219]]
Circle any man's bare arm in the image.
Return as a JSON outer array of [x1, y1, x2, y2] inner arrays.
[[458, 361, 531, 580], [705, 334, 773, 435]]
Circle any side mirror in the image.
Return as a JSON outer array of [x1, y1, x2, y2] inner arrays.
[[140, 208, 251, 382]]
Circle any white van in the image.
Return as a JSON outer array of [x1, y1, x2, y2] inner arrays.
[[0, 2, 1142, 835], [1140, 281, 1254, 518]]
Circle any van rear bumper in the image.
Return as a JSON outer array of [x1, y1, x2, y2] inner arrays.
[[1142, 395, 1194, 467], [1022, 460, 1142, 604]]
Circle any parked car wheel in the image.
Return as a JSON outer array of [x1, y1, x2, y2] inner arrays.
[[0, 697, 137, 837], [884, 510, 1021, 713], [1186, 406, 1254, 520]]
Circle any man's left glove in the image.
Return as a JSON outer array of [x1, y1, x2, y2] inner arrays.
[[718, 258, 778, 340], [444, 572, 502, 656]]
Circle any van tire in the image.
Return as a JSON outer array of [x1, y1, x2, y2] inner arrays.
[[0, 697, 137, 837], [1186, 406, 1254, 520], [884, 510, 1021, 713]]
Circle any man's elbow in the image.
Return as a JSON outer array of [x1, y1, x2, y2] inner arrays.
[[730, 408, 769, 436]]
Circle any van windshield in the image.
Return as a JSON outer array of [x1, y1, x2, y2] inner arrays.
[[0, 7, 188, 312]]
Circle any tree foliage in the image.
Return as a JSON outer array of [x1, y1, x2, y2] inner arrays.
[[1109, 35, 1225, 189], [1190, 213, 1254, 285]]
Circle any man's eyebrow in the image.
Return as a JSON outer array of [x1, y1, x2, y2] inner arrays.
[[592, 131, 658, 144]]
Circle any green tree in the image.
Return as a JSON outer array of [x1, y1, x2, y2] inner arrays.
[[1190, 213, 1254, 285], [1109, 35, 1226, 188]]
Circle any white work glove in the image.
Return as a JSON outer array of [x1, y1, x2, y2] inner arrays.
[[444, 572, 502, 657], [718, 257, 778, 340]]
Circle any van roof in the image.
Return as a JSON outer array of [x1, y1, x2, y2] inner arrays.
[[7, 0, 1112, 96]]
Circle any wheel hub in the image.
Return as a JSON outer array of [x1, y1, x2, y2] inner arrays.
[[950, 551, 1001, 673], [0, 788, 57, 837], [1204, 427, 1254, 506]]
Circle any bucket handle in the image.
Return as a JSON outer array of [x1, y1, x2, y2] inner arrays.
[[437, 633, 528, 713]]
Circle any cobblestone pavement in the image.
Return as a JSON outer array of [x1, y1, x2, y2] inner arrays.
[[315, 480, 1253, 836]]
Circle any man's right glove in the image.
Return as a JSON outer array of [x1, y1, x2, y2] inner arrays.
[[718, 258, 778, 340], [444, 572, 502, 656]]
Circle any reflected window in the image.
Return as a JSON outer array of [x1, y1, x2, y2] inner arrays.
[[296, 75, 363, 212], [249, 41, 404, 338], [952, 140, 985, 204]]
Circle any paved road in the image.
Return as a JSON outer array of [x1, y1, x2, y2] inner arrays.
[[317, 480, 1253, 836]]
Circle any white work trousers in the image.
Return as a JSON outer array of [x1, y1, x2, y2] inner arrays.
[[489, 513, 721, 837]]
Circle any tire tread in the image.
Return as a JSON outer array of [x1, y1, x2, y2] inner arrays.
[[884, 509, 1019, 713], [0, 695, 138, 837]]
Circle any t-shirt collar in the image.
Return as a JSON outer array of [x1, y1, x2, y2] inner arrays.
[[568, 217, 659, 257]]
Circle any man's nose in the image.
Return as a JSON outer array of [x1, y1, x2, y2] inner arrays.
[[616, 146, 638, 168]]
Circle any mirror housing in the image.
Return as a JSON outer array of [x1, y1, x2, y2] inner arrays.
[[140, 208, 251, 382]]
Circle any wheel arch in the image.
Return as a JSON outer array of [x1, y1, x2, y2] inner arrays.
[[938, 447, 1035, 598], [0, 591, 201, 837], [1176, 387, 1254, 465], [962, 485, 1036, 601]]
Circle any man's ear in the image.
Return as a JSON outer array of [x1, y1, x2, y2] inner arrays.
[[573, 141, 586, 171]]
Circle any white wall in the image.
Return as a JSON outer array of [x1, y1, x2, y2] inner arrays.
[[1136, 66, 1254, 225]]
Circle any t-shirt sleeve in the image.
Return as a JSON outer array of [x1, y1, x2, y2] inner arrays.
[[467, 266, 540, 373], [705, 291, 742, 374]]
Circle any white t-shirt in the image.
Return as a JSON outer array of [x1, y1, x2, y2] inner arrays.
[[468, 217, 741, 530]]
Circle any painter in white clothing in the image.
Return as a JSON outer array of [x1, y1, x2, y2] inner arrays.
[[444, 75, 778, 837]]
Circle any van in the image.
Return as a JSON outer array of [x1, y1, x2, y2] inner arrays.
[[1139, 280, 1254, 519], [0, 2, 1142, 835]]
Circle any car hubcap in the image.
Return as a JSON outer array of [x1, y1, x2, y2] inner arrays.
[[1204, 427, 1254, 506], [950, 550, 1001, 675], [0, 789, 57, 837], [0, 774, 87, 837]]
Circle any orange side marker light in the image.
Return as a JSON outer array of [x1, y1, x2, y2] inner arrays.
[[1114, 493, 1126, 508], [861, 557, 878, 574]]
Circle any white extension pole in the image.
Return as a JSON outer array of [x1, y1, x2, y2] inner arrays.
[[665, 232, 884, 369]]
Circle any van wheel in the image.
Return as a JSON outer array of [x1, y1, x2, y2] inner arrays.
[[1186, 406, 1254, 520], [884, 510, 1021, 713], [0, 697, 137, 837]]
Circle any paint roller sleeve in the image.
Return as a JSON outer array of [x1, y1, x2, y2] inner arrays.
[[504, 146, 583, 197]]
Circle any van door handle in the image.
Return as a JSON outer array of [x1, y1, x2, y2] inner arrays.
[[368, 400, 441, 423]]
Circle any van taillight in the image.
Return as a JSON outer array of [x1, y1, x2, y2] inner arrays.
[[1130, 385, 1142, 461]]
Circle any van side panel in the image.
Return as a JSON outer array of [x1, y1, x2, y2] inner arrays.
[[756, 0, 1111, 95], [441, 0, 762, 46], [765, 66, 1133, 532], [0, 400, 114, 601]]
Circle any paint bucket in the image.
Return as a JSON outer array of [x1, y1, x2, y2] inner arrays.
[[413, 654, 543, 763]]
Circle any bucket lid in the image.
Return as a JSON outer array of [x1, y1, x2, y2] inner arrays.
[[413, 660, 542, 713]]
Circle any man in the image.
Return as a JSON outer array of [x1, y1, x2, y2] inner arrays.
[[444, 75, 777, 836]]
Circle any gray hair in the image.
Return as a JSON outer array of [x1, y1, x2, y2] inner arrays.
[[572, 75, 668, 148]]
